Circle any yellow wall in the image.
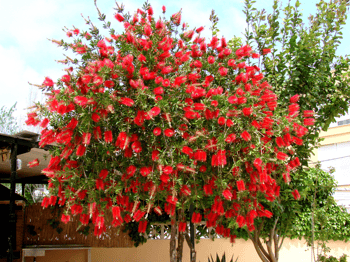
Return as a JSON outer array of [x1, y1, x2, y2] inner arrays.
[[310, 124, 350, 163], [319, 124, 350, 146], [23, 238, 350, 262]]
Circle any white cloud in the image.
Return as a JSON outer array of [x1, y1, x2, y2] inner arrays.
[[0, 45, 43, 120]]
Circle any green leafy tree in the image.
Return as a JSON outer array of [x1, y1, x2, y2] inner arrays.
[[242, 0, 350, 164], [0, 103, 19, 135], [222, 1, 350, 261]]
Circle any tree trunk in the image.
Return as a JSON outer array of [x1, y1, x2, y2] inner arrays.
[[170, 213, 177, 262], [177, 232, 184, 262], [185, 230, 196, 262], [248, 218, 283, 262]]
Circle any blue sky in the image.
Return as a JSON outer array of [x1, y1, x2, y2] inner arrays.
[[1, 0, 349, 128]]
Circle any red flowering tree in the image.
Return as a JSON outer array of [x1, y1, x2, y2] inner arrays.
[[27, 2, 313, 261]]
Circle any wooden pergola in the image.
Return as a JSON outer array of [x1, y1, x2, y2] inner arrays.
[[0, 131, 50, 262]]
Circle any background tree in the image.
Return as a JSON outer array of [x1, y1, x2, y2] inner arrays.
[[0, 103, 19, 135], [242, 0, 350, 163], [229, 1, 350, 261]]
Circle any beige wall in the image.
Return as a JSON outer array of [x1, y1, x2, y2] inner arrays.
[[23, 238, 350, 262], [310, 124, 350, 163], [24, 249, 87, 262]]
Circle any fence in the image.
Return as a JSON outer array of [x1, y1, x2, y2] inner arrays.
[[23, 203, 133, 247]]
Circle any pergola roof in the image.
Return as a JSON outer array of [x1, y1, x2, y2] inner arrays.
[[0, 131, 50, 184]]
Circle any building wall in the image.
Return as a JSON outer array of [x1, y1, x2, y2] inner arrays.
[[22, 238, 350, 262], [310, 123, 350, 211]]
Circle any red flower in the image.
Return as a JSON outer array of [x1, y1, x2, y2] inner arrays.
[[191, 212, 202, 224], [28, 158, 40, 168], [83, 132, 91, 145], [164, 128, 174, 137], [153, 127, 162, 136], [179, 222, 187, 232], [115, 13, 124, 22], [203, 184, 213, 195], [290, 94, 300, 103], [292, 189, 301, 200], [91, 113, 100, 122], [208, 56, 215, 64], [112, 206, 121, 220], [199, 165, 207, 172], [222, 189, 232, 200], [96, 179, 104, 190], [276, 151, 288, 160], [99, 169, 108, 180], [181, 185, 191, 196], [236, 215, 245, 227], [225, 133, 236, 143], [194, 103, 206, 111], [166, 195, 178, 205], [242, 107, 252, 116], [211, 150, 226, 167], [150, 106, 161, 117], [74, 96, 88, 106], [61, 214, 70, 224], [171, 11, 181, 25], [236, 180, 245, 191], [218, 117, 226, 125], [43, 77, 54, 87], [303, 110, 314, 117], [182, 146, 193, 156], [228, 95, 238, 104], [194, 150, 207, 162], [152, 150, 160, 161], [61, 74, 70, 83], [241, 131, 251, 141], [119, 97, 134, 107], [93, 126, 102, 140], [126, 165, 137, 177], [138, 220, 148, 233], [253, 158, 262, 169], [218, 67, 228, 76], [80, 214, 89, 225], [140, 166, 152, 176], [304, 118, 315, 126], [104, 130, 113, 143], [104, 80, 115, 88], [262, 48, 271, 55], [76, 145, 86, 156]]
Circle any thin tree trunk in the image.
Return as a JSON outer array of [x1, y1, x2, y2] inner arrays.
[[177, 232, 184, 262], [170, 212, 177, 262], [176, 209, 185, 262], [184, 230, 196, 262], [248, 217, 282, 262]]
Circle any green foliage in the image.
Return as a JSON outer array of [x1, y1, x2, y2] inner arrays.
[[207, 253, 238, 262], [0, 103, 19, 135], [243, 0, 350, 163], [291, 167, 350, 243], [319, 254, 348, 262]]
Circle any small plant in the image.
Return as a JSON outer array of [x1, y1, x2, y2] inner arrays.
[[207, 253, 238, 262], [318, 254, 348, 262]]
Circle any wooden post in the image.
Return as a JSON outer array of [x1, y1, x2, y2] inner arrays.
[[189, 204, 195, 262], [8, 142, 17, 262]]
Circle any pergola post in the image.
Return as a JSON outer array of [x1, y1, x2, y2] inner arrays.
[[8, 141, 17, 262], [189, 204, 195, 262]]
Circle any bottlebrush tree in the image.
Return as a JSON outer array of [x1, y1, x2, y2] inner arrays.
[[26, 2, 313, 262]]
